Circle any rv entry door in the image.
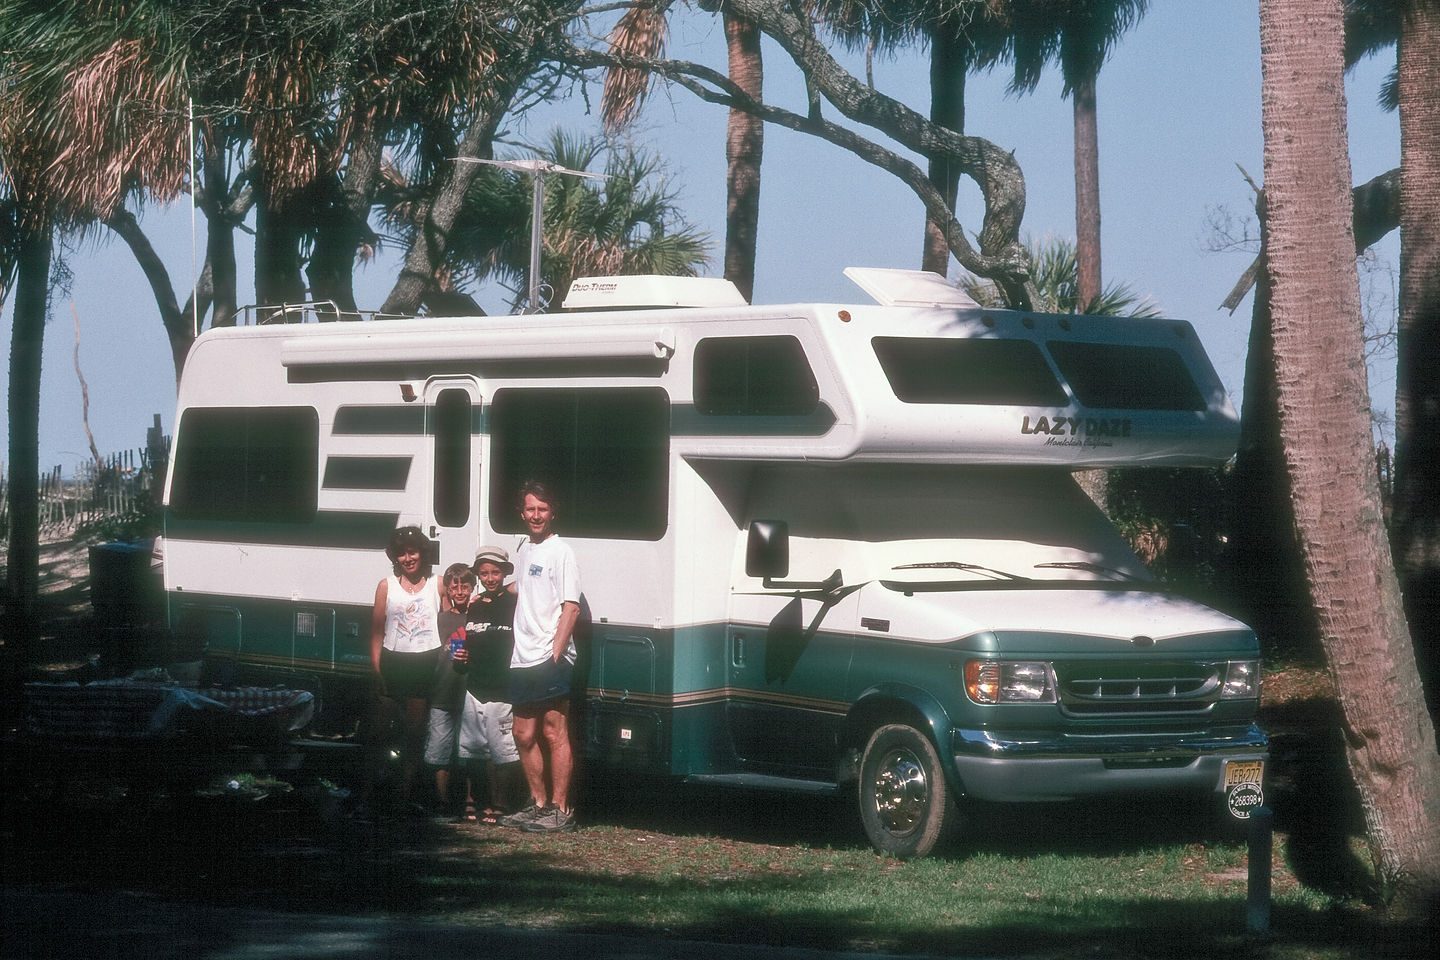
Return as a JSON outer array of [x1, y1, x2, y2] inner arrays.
[[424, 378, 482, 572]]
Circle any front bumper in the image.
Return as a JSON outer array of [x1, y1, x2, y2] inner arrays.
[[950, 723, 1268, 802]]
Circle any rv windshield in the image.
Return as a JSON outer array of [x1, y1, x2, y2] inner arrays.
[[723, 463, 1160, 590]]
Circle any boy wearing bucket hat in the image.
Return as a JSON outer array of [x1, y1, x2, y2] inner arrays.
[[452, 545, 521, 823]]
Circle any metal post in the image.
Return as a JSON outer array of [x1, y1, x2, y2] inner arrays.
[[1246, 806, 1273, 935], [528, 168, 546, 313]]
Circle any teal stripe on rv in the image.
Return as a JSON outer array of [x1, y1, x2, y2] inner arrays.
[[165, 510, 400, 549]]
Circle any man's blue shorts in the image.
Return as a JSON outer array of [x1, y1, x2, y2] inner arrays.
[[507, 657, 573, 707]]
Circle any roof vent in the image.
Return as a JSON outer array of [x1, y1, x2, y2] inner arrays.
[[562, 275, 748, 311], [844, 266, 980, 308]]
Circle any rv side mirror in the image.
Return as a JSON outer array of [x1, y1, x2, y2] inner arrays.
[[746, 520, 790, 579]]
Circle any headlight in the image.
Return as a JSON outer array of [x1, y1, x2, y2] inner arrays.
[[1220, 660, 1261, 699], [965, 660, 1056, 704]]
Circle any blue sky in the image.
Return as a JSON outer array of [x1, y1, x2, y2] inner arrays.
[[1, 2, 1401, 470]]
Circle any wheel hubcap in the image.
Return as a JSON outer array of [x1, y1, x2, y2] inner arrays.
[[871, 747, 928, 835]]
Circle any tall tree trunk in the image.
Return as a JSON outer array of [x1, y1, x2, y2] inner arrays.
[[1227, 230, 1324, 660], [1068, 60, 1105, 510], [202, 142, 239, 330], [921, 32, 967, 277], [4, 217, 51, 683], [1259, 0, 1440, 915], [1072, 70, 1102, 312], [308, 122, 383, 314], [1389, 0, 1440, 720], [724, 11, 764, 303], [253, 180, 309, 312]]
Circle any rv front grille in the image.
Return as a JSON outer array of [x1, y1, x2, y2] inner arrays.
[[1056, 661, 1220, 716]]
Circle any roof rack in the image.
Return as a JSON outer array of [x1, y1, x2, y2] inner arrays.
[[235, 301, 412, 325]]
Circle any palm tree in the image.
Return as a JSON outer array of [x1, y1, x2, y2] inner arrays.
[[383, 130, 712, 312], [1259, 0, 1439, 915], [602, 2, 764, 302], [1343, 0, 1440, 715], [1001, 0, 1149, 311], [2, 0, 192, 655]]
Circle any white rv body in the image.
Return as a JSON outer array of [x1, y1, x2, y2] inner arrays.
[[163, 269, 1265, 856]]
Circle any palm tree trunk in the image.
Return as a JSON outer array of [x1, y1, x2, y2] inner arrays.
[[308, 121, 383, 314], [1072, 70, 1102, 311], [724, 11, 764, 303], [4, 217, 51, 669], [1390, 0, 1440, 719], [202, 142, 239, 329], [1228, 235, 1323, 659], [1259, 0, 1440, 915], [921, 33, 967, 277], [254, 177, 310, 311]]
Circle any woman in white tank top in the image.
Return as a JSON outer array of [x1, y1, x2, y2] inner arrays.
[[370, 525, 441, 810]]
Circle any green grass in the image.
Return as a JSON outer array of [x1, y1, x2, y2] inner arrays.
[[401, 823, 1396, 959], [3, 763, 1424, 960]]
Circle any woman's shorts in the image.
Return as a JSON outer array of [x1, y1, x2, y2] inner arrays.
[[458, 694, 519, 764], [507, 658, 573, 707], [380, 646, 438, 701]]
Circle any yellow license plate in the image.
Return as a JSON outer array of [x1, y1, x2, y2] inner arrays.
[[1225, 759, 1264, 787]]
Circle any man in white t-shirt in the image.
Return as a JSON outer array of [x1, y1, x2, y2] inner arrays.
[[499, 481, 581, 834]]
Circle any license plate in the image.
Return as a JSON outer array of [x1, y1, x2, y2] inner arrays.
[[1225, 759, 1264, 787], [1224, 760, 1266, 819]]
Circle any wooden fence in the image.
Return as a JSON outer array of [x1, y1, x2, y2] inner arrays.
[[0, 424, 170, 536]]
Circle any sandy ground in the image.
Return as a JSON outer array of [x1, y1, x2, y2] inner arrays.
[[2, 528, 121, 669]]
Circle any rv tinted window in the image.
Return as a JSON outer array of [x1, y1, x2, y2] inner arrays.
[[1047, 341, 1207, 411], [873, 337, 1069, 405], [171, 407, 318, 522], [432, 389, 471, 528], [694, 336, 819, 415], [489, 388, 668, 540]]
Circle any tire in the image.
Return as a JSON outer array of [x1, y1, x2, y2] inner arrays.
[[857, 723, 959, 859]]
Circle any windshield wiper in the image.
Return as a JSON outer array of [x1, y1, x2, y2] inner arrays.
[[891, 561, 1031, 582], [1033, 561, 1147, 583]]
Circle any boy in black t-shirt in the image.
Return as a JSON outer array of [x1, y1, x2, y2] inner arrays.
[[453, 546, 521, 822]]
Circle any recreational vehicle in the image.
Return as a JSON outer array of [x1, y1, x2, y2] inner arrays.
[[163, 267, 1266, 857]]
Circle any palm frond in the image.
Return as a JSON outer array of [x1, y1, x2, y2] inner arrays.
[[601, 4, 671, 130]]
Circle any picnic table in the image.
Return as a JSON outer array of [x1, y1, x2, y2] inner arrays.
[[5, 680, 316, 800]]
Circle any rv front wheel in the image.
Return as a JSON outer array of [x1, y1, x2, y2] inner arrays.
[[857, 723, 958, 859]]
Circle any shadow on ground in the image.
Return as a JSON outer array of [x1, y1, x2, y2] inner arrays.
[[2, 776, 1430, 960]]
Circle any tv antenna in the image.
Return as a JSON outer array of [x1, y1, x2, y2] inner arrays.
[[456, 156, 609, 313]]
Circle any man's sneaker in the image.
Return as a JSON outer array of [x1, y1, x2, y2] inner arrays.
[[499, 802, 546, 829], [522, 805, 577, 834]]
